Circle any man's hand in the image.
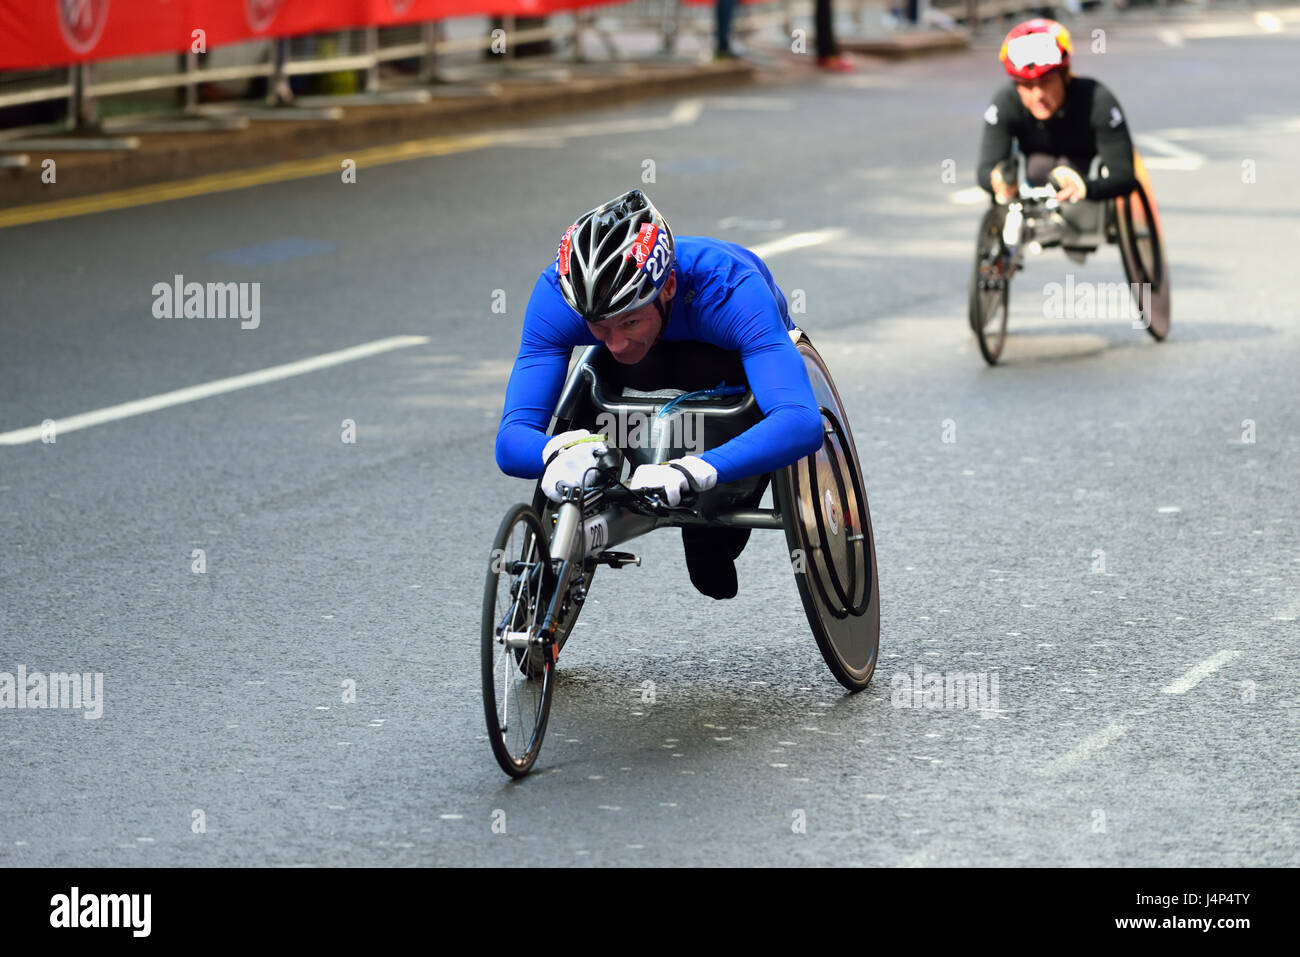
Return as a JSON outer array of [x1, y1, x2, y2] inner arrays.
[[628, 455, 718, 508], [990, 165, 1018, 204], [541, 429, 608, 502], [1050, 165, 1087, 203]]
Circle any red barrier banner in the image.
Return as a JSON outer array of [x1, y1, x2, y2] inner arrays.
[[0, 0, 614, 71]]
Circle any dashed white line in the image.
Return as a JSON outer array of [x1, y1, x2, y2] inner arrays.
[[0, 334, 430, 445], [1254, 12, 1283, 32], [949, 186, 990, 206], [703, 95, 793, 111], [1134, 133, 1205, 171], [1162, 650, 1242, 695], [1040, 723, 1128, 777], [749, 228, 848, 259]]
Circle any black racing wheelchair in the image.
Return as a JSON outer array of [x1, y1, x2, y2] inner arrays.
[[969, 150, 1171, 365], [481, 329, 880, 777]]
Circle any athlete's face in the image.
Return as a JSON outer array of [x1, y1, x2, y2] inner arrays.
[[588, 271, 677, 365], [1015, 70, 1066, 120]]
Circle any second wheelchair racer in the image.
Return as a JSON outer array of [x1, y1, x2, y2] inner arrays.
[[495, 189, 822, 600], [977, 18, 1138, 220]]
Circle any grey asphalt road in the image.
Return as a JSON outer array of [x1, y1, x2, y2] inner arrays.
[[2, 13, 1298, 867]]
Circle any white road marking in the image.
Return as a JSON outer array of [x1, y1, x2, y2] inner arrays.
[[1135, 133, 1205, 171], [0, 334, 430, 445], [492, 97, 703, 146], [749, 228, 847, 259], [497, 137, 567, 150], [1040, 723, 1128, 777], [1157, 29, 1184, 48], [1162, 650, 1242, 695], [1272, 594, 1300, 622], [950, 186, 989, 205], [703, 95, 793, 111], [824, 74, 905, 90], [1150, 116, 1300, 141], [1179, 18, 1288, 39], [717, 215, 785, 231], [669, 98, 705, 125]]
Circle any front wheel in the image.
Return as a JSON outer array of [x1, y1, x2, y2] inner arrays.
[[969, 206, 1011, 366], [482, 504, 555, 778]]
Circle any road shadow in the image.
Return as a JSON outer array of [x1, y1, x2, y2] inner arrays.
[[991, 319, 1277, 366]]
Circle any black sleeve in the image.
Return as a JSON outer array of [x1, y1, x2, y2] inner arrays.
[[975, 85, 1018, 194], [1086, 83, 1136, 200]]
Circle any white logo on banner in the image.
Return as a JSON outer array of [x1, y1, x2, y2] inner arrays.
[[245, 0, 285, 32], [57, 0, 110, 54]]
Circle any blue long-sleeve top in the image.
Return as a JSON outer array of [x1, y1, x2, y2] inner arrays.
[[494, 236, 823, 485]]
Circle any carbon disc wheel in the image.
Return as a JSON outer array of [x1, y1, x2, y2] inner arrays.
[[776, 335, 880, 692]]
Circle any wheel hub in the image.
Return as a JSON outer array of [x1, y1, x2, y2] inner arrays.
[[823, 488, 840, 536]]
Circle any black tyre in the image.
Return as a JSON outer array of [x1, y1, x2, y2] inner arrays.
[[969, 206, 1011, 365], [1115, 183, 1171, 340], [482, 504, 555, 777], [774, 334, 880, 692]]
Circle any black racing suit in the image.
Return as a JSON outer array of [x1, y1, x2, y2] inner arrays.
[[976, 75, 1137, 200]]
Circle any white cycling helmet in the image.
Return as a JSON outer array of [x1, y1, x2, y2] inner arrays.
[[555, 189, 676, 322]]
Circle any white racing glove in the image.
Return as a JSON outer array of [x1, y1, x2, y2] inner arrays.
[[990, 164, 1017, 205], [541, 429, 608, 503], [628, 455, 718, 508], [1049, 165, 1087, 202]]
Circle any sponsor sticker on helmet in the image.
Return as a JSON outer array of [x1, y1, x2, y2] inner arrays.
[[1006, 32, 1062, 70], [626, 224, 660, 270], [556, 224, 577, 277], [644, 228, 672, 284]]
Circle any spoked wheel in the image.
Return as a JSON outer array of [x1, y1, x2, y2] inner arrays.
[[1115, 176, 1170, 340], [969, 206, 1012, 365], [482, 504, 555, 778], [774, 334, 880, 692]]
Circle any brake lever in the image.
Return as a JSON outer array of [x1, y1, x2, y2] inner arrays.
[[613, 483, 697, 516]]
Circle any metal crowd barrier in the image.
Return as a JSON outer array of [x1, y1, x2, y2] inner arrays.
[[0, 0, 1183, 142]]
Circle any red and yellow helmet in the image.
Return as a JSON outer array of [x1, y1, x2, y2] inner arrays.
[[999, 18, 1072, 81]]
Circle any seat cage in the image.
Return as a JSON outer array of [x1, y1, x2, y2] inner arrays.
[[1011, 150, 1112, 249], [553, 345, 763, 475]]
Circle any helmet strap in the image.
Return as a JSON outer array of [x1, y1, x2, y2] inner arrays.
[[650, 295, 670, 344]]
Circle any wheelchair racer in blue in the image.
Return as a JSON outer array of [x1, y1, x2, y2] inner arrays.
[[495, 189, 823, 600]]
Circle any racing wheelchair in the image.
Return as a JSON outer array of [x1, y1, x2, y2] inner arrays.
[[969, 151, 1171, 365], [481, 329, 880, 777]]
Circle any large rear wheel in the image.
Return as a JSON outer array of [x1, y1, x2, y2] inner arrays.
[[774, 335, 880, 692], [1115, 179, 1171, 340]]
